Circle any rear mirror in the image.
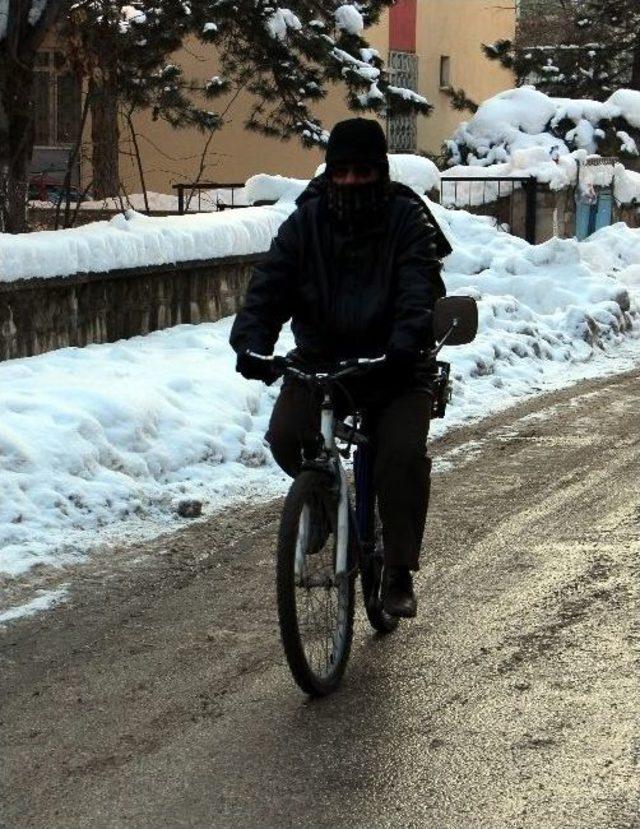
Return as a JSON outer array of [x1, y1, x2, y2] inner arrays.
[[433, 296, 478, 346]]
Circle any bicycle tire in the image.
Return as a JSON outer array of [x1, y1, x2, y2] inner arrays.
[[361, 513, 399, 635], [276, 470, 355, 696]]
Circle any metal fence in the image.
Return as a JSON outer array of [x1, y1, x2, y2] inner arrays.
[[440, 175, 538, 244], [172, 181, 246, 215]]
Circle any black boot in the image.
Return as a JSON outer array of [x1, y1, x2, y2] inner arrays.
[[383, 566, 417, 618]]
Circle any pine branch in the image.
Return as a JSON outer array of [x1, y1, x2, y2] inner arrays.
[[443, 86, 479, 114]]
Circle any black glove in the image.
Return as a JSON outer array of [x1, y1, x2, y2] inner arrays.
[[236, 351, 278, 385], [383, 348, 418, 388]]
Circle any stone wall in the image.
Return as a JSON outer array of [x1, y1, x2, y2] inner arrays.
[[534, 187, 575, 242], [0, 254, 261, 361]]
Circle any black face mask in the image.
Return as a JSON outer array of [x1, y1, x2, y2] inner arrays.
[[327, 175, 391, 236]]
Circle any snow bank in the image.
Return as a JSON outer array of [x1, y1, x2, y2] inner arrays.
[[244, 174, 309, 205], [314, 152, 440, 195], [0, 319, 292, 577], [2, 206, 639, 578], [0, 204, 293, 283], [431, 207, 639, 428], [11, 156, 439, 284], [388, 154, 440, 195]]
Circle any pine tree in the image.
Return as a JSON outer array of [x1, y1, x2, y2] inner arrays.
[[66, 0, 224, 198], [69, 0, 432, 198], [2, 1, 433, 223], [193, 0, 432, 146], [442, 87, 478, 115], [0, 0, 64, 231], [484, 0, 640, 100]]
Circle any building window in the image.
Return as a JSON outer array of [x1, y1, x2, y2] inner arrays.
[[33, 51, 81, 148], [439, 56, 451, 89], [387, 50, 419, 152]]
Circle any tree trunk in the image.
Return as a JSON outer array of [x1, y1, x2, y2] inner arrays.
[[631, 41, 640, 91], [89, 72, 120, 199], [0, 58, 35, 233]]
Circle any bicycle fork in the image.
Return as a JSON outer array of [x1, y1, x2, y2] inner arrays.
[[321, 398, 350, 580], [293, 394, 350, 581]]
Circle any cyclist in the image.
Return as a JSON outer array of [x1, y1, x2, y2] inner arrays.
[[230, 117, 450, 618]]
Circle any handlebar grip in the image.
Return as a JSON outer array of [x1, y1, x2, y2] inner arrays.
[[244, 351, 290, 379]]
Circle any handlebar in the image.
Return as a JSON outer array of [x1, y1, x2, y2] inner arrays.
[[245, 309, 466, 383], [245, 351, 387, 383]]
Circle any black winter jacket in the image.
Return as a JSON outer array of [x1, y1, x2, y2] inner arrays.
[[230, 176, 450, 366]]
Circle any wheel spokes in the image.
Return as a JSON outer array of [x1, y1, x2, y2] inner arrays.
[[294, 500, 348, 681]]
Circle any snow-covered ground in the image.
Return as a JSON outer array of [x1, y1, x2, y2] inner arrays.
[[2, 204, 639, 582]]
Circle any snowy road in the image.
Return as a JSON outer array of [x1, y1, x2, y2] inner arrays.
[[2, 366, 638, 829]]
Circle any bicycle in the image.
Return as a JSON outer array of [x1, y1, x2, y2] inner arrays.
[[248, 296, 478, 696]]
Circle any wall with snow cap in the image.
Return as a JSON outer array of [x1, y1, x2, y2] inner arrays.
[[0, 205, 291, 284], [0, 253, 261, 362]]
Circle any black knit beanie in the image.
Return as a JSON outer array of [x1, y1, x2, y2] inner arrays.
[[325, 118, 389, 172]]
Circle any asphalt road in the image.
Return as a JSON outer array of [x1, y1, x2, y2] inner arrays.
[[2, 368, 639, 829]]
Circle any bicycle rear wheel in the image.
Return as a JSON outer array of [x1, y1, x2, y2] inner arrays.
[[276, 470, 355, 696]]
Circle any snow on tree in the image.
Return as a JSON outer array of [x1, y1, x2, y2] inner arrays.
[[193, 0, 431, 148], [2, 0, 432, 225], [483, 0, 640, 100], [445, 86, 640, 168]]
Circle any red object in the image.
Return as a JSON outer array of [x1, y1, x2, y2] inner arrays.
[[389, 0, 417, 52]]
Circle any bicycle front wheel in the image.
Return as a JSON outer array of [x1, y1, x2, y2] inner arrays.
[[276, 470, 355, 697]]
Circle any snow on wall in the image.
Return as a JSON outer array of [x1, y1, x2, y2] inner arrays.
[[0, 204, 293, 284], [244, 175, 309, 205], [5, 140, 640, 286]]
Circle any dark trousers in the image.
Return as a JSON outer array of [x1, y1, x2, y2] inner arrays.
[[266, 382, 432, 570]]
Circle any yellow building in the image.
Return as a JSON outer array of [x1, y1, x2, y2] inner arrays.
[[32, 1, 515, 197]]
